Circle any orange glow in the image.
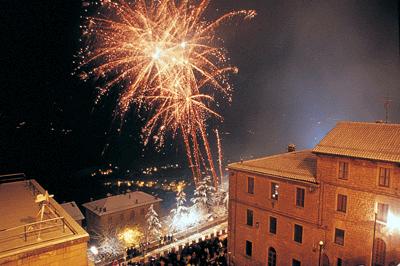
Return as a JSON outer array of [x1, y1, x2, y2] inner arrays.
[[118, 228, 143, 246]]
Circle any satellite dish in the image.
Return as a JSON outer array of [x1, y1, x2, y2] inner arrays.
[[35, 191, 56, 241], [35, 191, 54, 203]]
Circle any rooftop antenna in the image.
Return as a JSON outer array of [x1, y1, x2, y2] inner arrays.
[[384, 96, 392, 123], [35, 190, 56, 240]]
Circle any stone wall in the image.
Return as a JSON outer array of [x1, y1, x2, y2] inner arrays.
[[228, 155, 400, 265], [228, 170, 324, 266], [1, 240, 88, 266], [318, 154, 400, 265]]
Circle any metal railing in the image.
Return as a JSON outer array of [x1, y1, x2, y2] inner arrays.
[[0, 177, 78, 249], [0, 173, 26, 184], [0, 216, 66, 243], [126, 216, 228, 264]]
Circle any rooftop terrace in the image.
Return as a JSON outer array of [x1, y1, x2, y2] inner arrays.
[[0, 178, 88, 263]]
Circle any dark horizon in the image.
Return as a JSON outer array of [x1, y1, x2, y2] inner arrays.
[[1, 0, 399, 191]]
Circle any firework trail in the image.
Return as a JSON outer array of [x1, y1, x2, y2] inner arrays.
[[215, 129, 223, 182], [76, 0, 255, 188]]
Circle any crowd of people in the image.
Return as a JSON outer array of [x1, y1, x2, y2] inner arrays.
[[126, 236, 228, 266], [126, 247, 142, 260]]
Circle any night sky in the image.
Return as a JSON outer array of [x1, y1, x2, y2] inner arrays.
[[1, 1, 399, 190]]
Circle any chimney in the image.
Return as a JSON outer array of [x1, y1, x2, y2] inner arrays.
[[288, 144, 296, 152]]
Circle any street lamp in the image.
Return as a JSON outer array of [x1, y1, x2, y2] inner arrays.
[[90, 245, 99, 255], [318, 240, 324, 266], [387, 211, 400, 233], [371, 212, 377, 266], [371, 211, 400, 266]]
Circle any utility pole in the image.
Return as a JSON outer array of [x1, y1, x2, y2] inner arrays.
[[383, 97, 392, 123]]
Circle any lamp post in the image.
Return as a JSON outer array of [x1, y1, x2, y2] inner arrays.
[[318, 240, 324, 266], [371, 212, 377, 266]]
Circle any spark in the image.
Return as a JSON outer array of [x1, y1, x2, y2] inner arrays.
[[77, 0, 255, 188], [215, 129, 223, 181], [118, 227, 143, 246]]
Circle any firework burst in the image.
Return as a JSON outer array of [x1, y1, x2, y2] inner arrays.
[[76, 0, 255, 187]]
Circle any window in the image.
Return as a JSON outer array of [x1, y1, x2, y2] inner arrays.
[[337, 258, 343, 266], [271, 182, 279, 200], [268, 247, 277, 266], [334, 228, 345, 246], [246, 209, 253, 226], [247, 176, 254, 194], [294, 224, 303, 243], [130, 210, 135, 221], [373, 238, 386, 266], [245, 240, 252, 257], [108, 216, 113, 225], [296, 188, 305, 207], [269, 216, 277, 234], [378, 167, 390, 187], [337, 194, 347, 213], [141, 208, 145, 215], [338, 162, 348, 179], [120, 213, 124, 221], [292, 259, 301, 266], [377, 203, 389, 222]]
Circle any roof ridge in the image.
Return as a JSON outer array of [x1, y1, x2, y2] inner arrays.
[[229, 149, 313, 166], [228, 150, 317, 184], [338, 120, 400, 126], [314, 121, 400, 163]]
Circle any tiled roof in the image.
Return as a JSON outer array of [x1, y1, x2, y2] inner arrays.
[[313, 121, 400, 163], [82, 191, 162, 216], [228, 150, 317, 184], [61, 201, 85, 221]]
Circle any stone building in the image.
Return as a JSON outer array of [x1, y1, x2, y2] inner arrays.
[[82, 191, 162, 235], [0, 178, 89, 266], [228, 121, 400, 266]]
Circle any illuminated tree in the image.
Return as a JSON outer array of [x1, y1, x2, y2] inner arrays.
[[170, 188, 188, 217], [223, 190, 229, 209], [191, 176, 216, 213], [91, 226, 125, 256], [145, 204, 162, 240], [170, 188, 194, 232]]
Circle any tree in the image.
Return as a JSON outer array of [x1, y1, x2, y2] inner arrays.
[[170, 188, 188, 217], [169, 188, 191, 232], [191, 176, 216, 214], [223, 190, 229, 209], [91, 226, 125, 256], [145, 204, 162, 240]]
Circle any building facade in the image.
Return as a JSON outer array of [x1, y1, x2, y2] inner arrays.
[[82, 191, 162, 235], [228, 121, 400, 266]]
